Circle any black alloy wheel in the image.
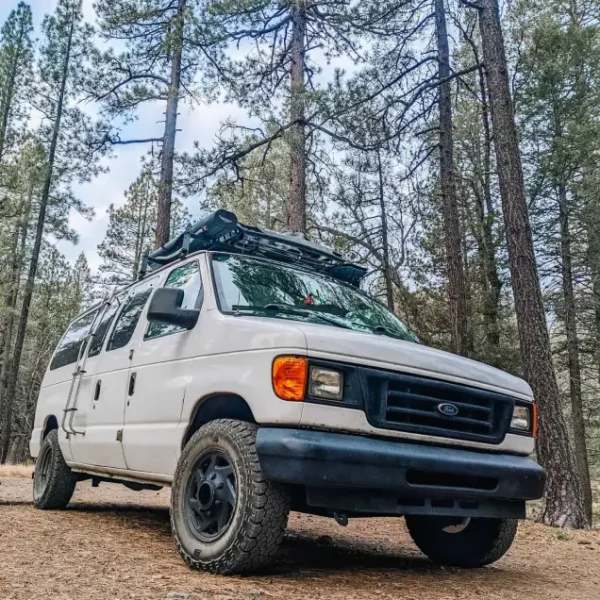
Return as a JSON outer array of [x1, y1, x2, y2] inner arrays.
[[186, 450, 237, 541]]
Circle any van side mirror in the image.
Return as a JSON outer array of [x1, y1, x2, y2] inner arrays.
[[147, 288, 199, 330]]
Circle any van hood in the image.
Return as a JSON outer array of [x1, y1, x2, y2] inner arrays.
[[295, 323, 533, 400]]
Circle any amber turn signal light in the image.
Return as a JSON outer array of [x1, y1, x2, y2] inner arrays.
[[272, 356, 307, 401]]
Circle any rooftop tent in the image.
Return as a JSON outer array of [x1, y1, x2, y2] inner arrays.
[[144, 210, 367, 287]]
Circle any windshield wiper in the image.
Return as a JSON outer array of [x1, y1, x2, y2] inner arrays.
[[231, 304, 353, 330], [368, 324, 414, 342]]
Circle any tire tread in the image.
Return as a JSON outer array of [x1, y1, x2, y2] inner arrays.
[[33, 430, 77, 510], [171, 419, 289, 574], [406, 516, 518, 568]]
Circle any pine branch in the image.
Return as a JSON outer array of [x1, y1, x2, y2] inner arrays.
[[106, 135, 164, 145]]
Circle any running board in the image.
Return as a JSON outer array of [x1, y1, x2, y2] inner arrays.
[[68, 462, 173, 486]]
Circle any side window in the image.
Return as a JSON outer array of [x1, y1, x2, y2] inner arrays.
[[146, 260, 203, 340], [107, 288, 153, 352], [50, 311, 98, 371], [88, 299, 121, 358]]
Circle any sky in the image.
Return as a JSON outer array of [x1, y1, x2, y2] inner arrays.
[[0, 0, 252, 273]]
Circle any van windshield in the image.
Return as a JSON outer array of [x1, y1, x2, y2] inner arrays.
[[211, 253, 418, 342]]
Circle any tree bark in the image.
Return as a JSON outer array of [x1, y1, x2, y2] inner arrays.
[[595, 269, 600, 387], [478, 61, 502, 352], [287, 1, 308, 234], [154, 0, 186, 249], [377, 150, 394, 310], [0, 15, 74, 464], [557, 182, 592, 523], [476, 0, 588, 527], [436, 0, 469, 356]]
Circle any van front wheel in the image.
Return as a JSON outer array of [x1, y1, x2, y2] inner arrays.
[[405, 515, 518, 568], [33, 429, 77, 509], [171, 419, 290, 574]]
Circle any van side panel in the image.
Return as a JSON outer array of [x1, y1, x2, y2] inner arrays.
[[30, 378, 74, 461], [115, 255, 307, 478]]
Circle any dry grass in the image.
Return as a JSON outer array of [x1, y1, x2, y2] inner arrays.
[[0, 463, 33, 478]]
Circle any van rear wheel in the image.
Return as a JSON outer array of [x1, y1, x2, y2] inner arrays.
[[33, 429, 77, 509], [171, 419, 290, 575], [405, 515, 518, 568]]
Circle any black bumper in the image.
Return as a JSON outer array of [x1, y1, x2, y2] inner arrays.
[[256, 428, 546, 519]]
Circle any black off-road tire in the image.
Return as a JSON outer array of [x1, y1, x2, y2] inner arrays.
[[171, 419, 290, 575], [33, 429, 77, 510], [405, 515, 518, 568]]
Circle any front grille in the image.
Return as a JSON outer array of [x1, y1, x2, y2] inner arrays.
[[364, 370, 514, 444]]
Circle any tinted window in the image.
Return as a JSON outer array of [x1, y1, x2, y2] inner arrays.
[[50, 311, 97, 371], [107, 289, 152, 351], [88, 300, 122, 358], [146, 261, 202, 339]]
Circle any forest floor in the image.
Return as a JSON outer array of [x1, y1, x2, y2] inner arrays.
[[1, 473, 600, 600]]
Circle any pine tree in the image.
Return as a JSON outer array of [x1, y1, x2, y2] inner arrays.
[[0, 0, 104, 463], [188, 0, 361, 234], [98, 168, 158, 285], [515, 0, 600, 524], [0, 1, 33, 166], [206, 135, 290, 230], [5, 246, 89, 463], [98, 165, 190, 286], [468, 0, 589, 528], [435, 0, 469, 356], [93, 0, 207, 248]]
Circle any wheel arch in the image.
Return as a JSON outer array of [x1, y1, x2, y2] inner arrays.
[[42, 415, 59, 441], [182, 393, 256, 449]]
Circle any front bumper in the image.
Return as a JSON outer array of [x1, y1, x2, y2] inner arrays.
[[256, 428, 546, 519]]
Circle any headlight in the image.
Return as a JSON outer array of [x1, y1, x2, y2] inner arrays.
[[510, 403, 536, 436], [309, 366, 343, 401]]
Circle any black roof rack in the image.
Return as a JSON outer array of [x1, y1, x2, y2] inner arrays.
[[141, 209, 367, 287]]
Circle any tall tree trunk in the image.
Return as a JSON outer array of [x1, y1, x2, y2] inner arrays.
[[435, 0, 469, 356], [595, 269, 600, 387], [476, 0, 588, 527], [154, 0, 186, 249], [287, 1, 308, 234], [478, 61, 502, 352], [0, 16, 74, 464], [377, 150, 394, 310], [557, 182, 592, 523], [461, 28, 502, 357]]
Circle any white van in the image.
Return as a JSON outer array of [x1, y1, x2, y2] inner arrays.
[[30, 210, 545, 575]]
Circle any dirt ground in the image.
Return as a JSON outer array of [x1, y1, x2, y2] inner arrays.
[[1, 476, 599, 600]]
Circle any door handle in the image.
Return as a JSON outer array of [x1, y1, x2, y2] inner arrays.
[[94, 380, 101, 401], [128, 372, 136, 396]]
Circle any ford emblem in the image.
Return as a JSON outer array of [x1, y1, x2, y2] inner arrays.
[[437, 403, 459, 417]]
